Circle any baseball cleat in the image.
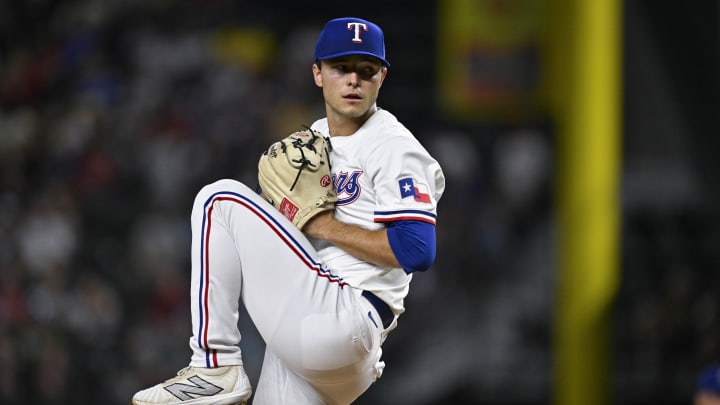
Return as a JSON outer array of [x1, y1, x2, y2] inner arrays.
[[130, 365, 252, 405]]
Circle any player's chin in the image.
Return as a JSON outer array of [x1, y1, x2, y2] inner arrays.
[[338, 102, 371, 118]]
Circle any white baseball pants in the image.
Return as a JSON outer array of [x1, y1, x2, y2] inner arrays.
[[187, 179, 385, 404]]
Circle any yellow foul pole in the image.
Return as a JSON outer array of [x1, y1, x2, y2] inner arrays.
[[549, 0, 622, 404]]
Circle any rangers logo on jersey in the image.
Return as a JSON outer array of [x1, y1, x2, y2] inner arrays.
[[398, 177, 431, 203], [334, 170, 363, 205]]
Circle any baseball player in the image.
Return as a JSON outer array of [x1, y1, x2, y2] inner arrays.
[[130, 17, 445, 405]]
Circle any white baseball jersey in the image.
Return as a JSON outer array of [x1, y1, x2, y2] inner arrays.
[[310, 108, 445, 319]]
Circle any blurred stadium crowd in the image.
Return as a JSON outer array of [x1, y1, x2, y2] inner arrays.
[[0, 1, 717, 405], [0, 2, 555, 404]]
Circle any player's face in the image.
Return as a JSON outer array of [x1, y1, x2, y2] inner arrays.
[[313, 55, 387, 132]]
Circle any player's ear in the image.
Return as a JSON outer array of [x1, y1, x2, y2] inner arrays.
[[312, 63, 323, 88], [378, 66, 388, 87]]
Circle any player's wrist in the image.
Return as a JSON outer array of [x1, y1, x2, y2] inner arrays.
[[303, 210, 335, 239]]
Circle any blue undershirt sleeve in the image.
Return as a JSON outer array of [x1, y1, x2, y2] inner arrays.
[[386, 220, 437, 273]]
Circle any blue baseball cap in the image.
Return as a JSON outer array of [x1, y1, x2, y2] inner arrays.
[[314, 17, 390, 67]]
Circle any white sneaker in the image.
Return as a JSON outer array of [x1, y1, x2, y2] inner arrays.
[[131, 365, 252, 405]]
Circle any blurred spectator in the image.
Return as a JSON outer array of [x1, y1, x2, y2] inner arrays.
[[695, 365, 720, 405], [15, 185, 78, 278]]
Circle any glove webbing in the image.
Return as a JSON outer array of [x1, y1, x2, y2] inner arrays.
[[288, 127, 332, 191]]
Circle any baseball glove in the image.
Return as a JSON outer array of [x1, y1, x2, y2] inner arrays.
[[258, 128, 337, 230]]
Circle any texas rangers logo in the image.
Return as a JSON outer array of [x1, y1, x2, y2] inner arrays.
[[347, 22, 368, 43], [334, 170, 363, 205], [398, 177, 431, 203]]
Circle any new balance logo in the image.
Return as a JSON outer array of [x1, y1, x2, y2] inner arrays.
[[164, 376, 222, 401]]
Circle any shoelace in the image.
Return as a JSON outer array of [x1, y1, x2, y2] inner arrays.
[[176, 366, 191, 376]]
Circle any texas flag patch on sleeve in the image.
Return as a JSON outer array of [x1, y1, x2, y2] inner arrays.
[[398, 177, 431, 203]]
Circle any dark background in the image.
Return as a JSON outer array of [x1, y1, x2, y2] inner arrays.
[[0, 0, 717, 404]]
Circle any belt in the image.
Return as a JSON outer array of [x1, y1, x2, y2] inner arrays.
[[361, 290, 394, 329]]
